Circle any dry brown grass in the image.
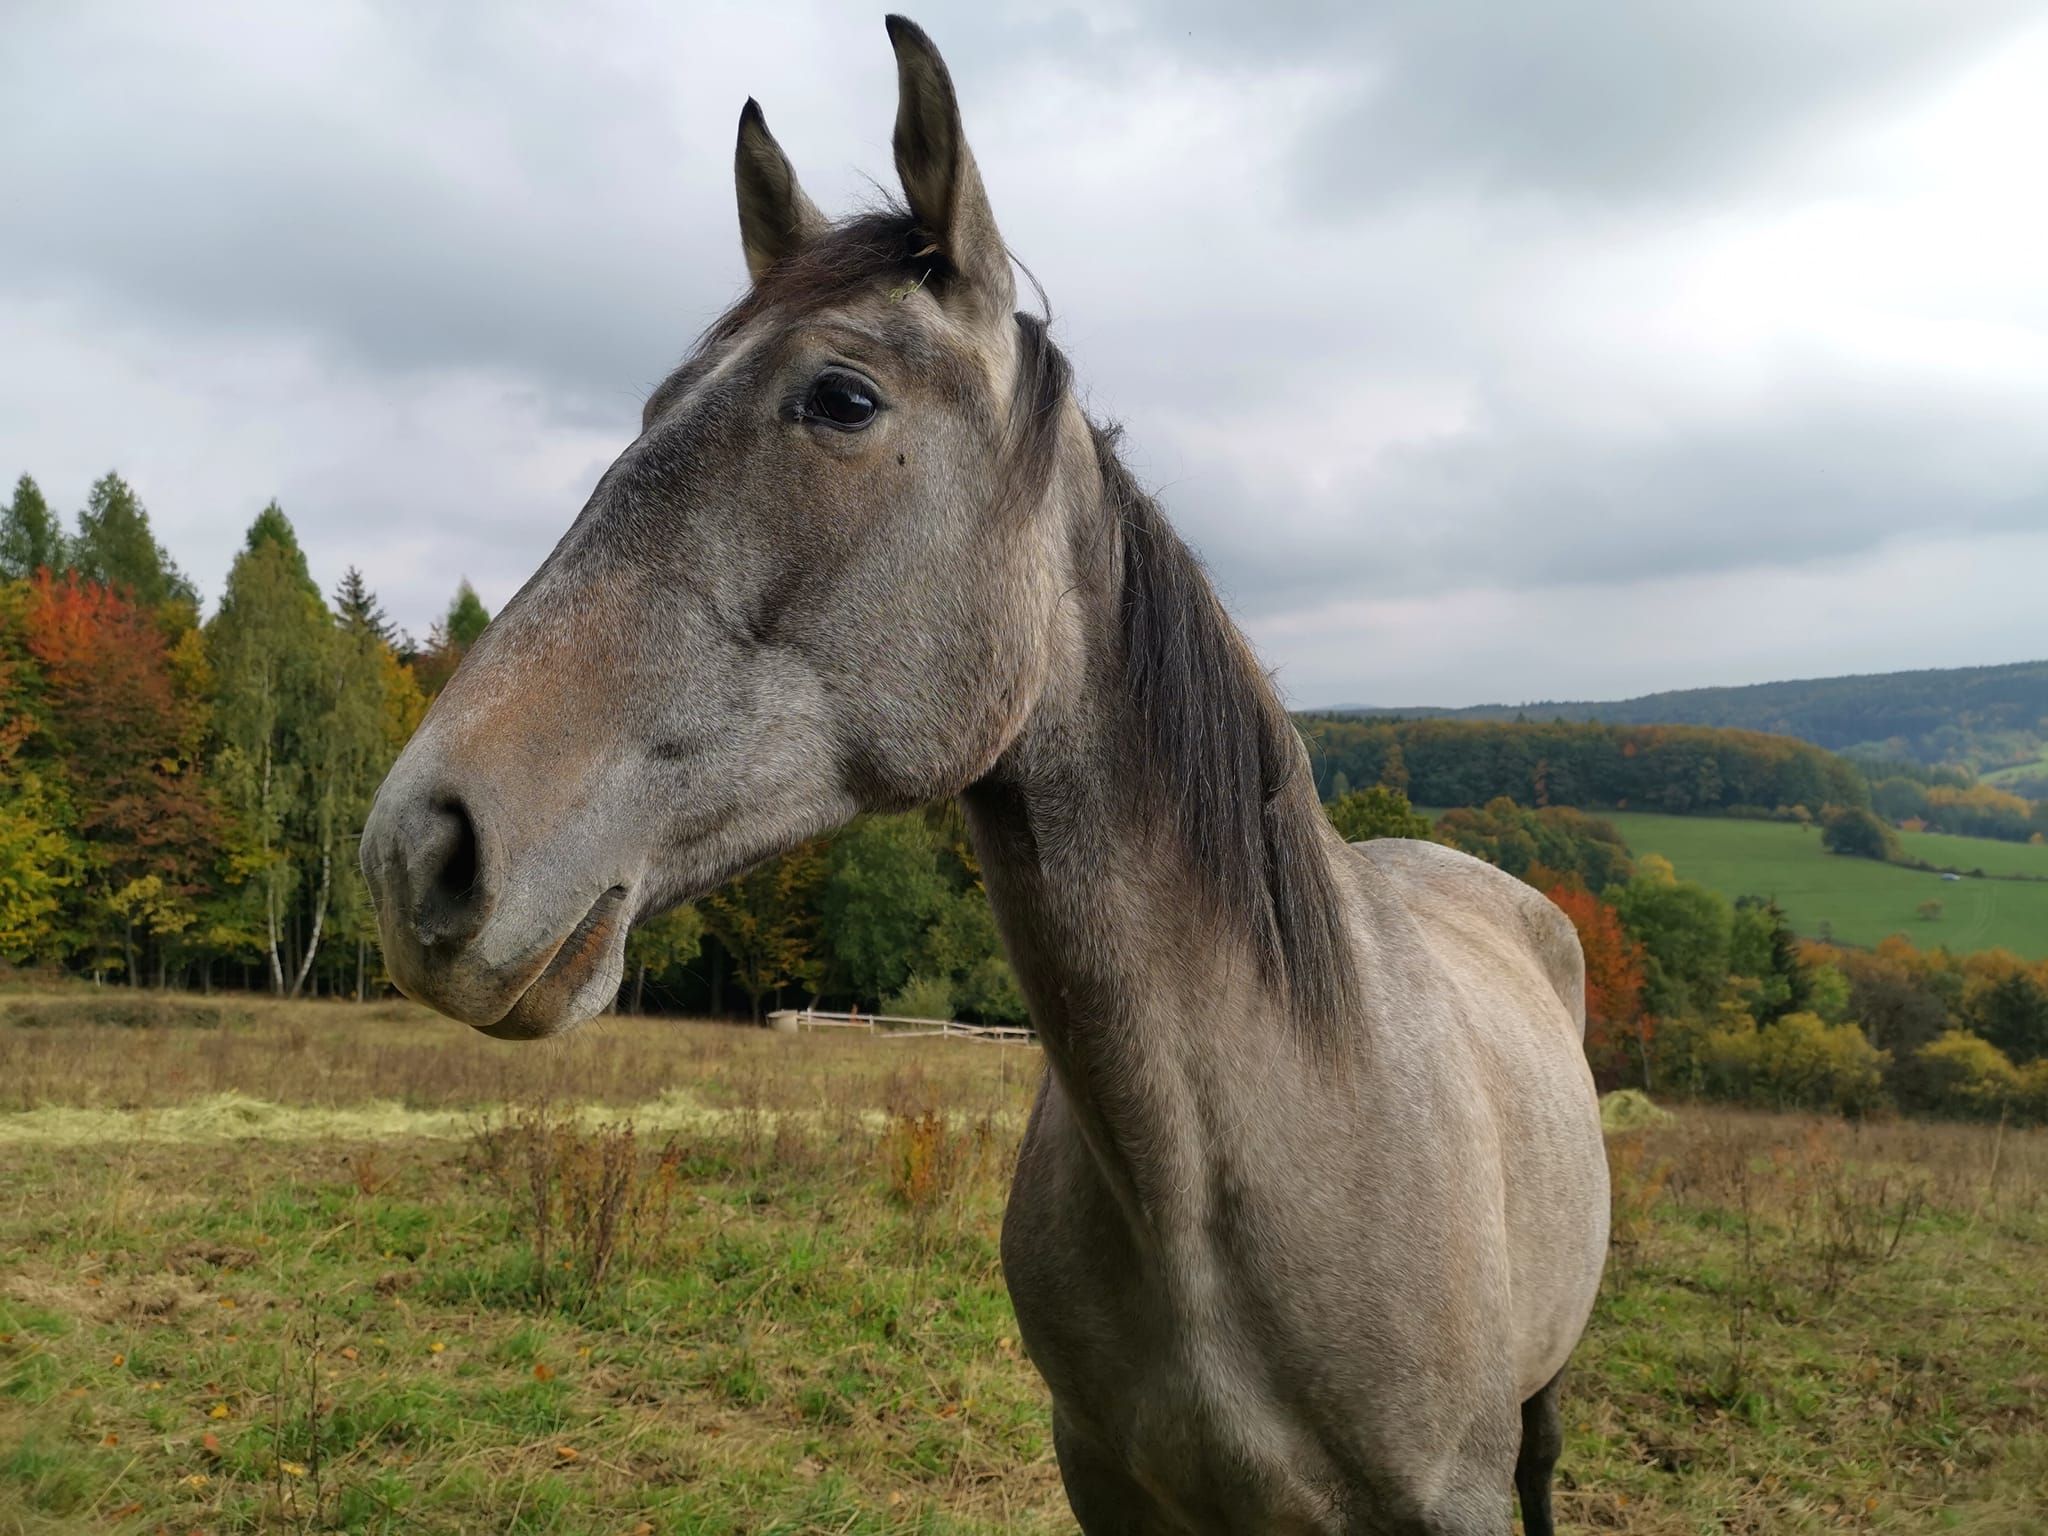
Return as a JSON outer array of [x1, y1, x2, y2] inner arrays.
[[0, 986, 1042, 1119]]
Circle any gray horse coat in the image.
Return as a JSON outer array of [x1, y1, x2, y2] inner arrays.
[[360, 17, 1610, 1533]]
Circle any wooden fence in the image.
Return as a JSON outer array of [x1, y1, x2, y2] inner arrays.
[[766, 1006, 1037, 1046]]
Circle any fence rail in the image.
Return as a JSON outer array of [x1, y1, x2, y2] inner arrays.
[[766, 1006, 1037, 1046]]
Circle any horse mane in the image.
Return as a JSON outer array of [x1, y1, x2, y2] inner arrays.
[[1091, 425, 1361, 1051], [711, 207, 1360, 1049]]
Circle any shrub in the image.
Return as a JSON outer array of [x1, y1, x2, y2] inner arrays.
[[1599, 1089, 1673, 1132], [1704, 1011, 1889, 1116], [1911, 1031, 2021, 1121], [884, 973, 954, 1022], [955, 953, 1027, 1023], [880, 1109, 960, 1212], [1820, 805, 1898, 862]]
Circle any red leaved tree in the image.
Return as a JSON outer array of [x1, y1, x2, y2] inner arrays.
[[1546, 881, 1652, 1090], [21, 571, 217, 982]]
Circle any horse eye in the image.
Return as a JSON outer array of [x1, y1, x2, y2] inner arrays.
[[803, 372, 878, 431]]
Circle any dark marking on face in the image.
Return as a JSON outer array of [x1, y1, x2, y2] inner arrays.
[[898, 452, 907, 466]]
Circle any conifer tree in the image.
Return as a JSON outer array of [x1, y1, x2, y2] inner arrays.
[[71, 472, 198, 610], [0, 474, 66, 579]]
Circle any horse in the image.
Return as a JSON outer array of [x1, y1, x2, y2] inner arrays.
[[359, 18, 1609, 1532]]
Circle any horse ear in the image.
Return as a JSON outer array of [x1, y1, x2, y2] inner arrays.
[[735, 99, 825, 285], [885, 16, 1014, 326]]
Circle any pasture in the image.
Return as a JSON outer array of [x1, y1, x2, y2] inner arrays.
[[4, 992, 2046, 1533], [1600, 812, 2048, 959]]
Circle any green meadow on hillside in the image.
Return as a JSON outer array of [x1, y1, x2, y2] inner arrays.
[[1896, 827, 2048, 879], [1600, 812, 2048, 958]]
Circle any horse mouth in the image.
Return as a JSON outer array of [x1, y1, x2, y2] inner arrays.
[[476, 885, 632, 1040]]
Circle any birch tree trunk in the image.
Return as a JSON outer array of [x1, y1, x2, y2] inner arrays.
[[289, 848, 331, 1000]]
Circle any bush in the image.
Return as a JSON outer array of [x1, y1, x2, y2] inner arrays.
[[1599, 1089, 1674, 1132], [884, 973, 954, 1022], [1821, 805, 1898, 862], [1911, 1031, 2021, 1120], [955, 953, 1027, 1023], [1704, 1011, 1889, 1116]]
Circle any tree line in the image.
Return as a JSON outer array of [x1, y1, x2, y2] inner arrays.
[[0, 472, 1027, 1022], [1301, 714, 2048, 845]]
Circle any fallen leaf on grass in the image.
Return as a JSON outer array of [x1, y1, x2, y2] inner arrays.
[[279, 1461, 306, 1478], [177, 1473, 209, 1490], [533, 1363, 554, 1382], [207, 1403, 230, 1420], [555, 1446, 580, 1462], [101, 1433, 119, 1447], [201, 1433, 222, 1456]]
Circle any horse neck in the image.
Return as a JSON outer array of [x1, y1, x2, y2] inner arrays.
[[959, 438, 1351, 1215]]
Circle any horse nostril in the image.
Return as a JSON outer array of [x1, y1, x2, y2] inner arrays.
[[430, 798, 480, 904], [410, 795, 488, 946]]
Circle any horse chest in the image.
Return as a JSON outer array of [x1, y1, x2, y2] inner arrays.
[[1000, 1114, 1363, 1529]]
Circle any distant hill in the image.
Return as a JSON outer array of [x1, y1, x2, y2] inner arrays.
[[1329, 659, 2048, 781]]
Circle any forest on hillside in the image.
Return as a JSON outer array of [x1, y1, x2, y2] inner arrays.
[[1339, 658, 2048, 780], [1301, 715, 1873, 820], [1300, 715, 2048, 845]]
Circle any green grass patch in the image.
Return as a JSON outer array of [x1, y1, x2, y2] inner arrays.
[[1600, 811, 2048, 957]]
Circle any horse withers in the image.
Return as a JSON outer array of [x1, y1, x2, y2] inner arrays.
[[359, 18, 1608, 1532]]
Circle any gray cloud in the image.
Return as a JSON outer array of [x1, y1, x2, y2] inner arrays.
[[0, 1, 2042, 705]]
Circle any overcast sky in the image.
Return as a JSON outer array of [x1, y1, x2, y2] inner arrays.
[[3, 2, 2044, 708]]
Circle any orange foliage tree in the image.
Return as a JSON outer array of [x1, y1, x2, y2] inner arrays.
[[1546, 882, 1651, 1090], [20, 571, 217, 980]]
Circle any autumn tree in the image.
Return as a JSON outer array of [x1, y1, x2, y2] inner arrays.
[[19, 571, 215, 981], [1546, 883, 1650, 1090], [702, 841, 827, 1021], [1968, 970, 2048, 1065], [1729, 897, 1810, 1024], [0, 596, 79, 962]]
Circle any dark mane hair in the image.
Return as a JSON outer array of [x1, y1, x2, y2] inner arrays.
[[1095, 426, 1361, 1049], [716, 210, 1358, 1047]]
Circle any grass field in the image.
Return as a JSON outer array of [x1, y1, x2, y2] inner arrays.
[[1599, 813, 2048, 959], [1895, 829, 2048, 881], [5, 993, 2048, 1533]]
